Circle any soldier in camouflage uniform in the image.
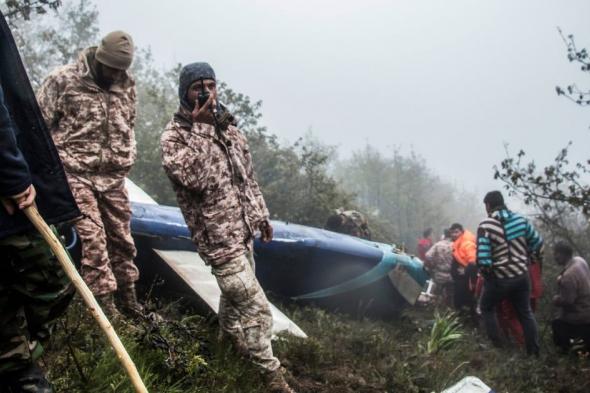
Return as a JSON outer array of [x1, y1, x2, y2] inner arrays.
[[161, 63, 295, 393], [37, 31, 142, 317], [0, 232, 74, 393], [424, 229, 454, 306], [325, 208, 371, 240], [0, 10, 79, 390]]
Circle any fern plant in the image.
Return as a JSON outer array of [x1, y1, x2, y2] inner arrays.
[[426, 311, 463, 354]]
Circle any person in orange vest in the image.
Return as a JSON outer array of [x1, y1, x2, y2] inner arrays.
[[449, 223, 478, 313]]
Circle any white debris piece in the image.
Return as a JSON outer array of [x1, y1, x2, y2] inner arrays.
[[125, 178, 158, 205], [442, 377, 494, 393], [417, 280, 435, 304]]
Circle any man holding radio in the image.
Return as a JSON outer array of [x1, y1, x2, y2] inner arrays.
[[160, 63, 295, 393]]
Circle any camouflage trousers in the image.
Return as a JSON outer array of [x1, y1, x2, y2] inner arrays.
[[213, 253, 280, 373], [0, 231, 74, 375], [68, 175, 138, 296]]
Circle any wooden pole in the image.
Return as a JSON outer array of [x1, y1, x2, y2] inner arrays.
[[23, 205, 149, 393]]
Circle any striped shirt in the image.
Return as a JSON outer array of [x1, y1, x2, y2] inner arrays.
[[477, 209, 543, 279]]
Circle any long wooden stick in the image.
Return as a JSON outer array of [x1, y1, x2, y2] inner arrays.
[[24, 205, 148, 393]]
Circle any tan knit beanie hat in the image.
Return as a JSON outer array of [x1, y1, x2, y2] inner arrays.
[[95, 31, 134, 70]]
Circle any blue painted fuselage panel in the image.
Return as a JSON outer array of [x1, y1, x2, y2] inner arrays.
[[130, 202, 429, 316]]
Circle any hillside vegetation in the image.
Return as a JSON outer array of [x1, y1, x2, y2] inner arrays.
[[43, 284, 589, 393]]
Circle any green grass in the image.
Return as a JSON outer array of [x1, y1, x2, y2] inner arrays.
[[42, 296, 589, 393]]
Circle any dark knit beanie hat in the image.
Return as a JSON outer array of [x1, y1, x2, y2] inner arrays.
[[178, 62, 216, 109]]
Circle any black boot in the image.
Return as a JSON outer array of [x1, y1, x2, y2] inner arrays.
[[4, 364, 53, 393]]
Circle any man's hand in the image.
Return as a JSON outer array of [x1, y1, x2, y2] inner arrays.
[[260, 220, 273, 243], [1, 184, 36, 215], [191, 90, 217, 123]]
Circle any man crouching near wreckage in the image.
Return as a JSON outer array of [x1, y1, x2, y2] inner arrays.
[[160, 63, 296, 393]]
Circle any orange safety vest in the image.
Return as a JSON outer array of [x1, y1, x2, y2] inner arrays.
[[452, 230, 477, 267]]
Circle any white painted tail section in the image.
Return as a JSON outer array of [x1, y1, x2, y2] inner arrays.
[[125, 178, 158, 205], [153, 249, 308, 339]]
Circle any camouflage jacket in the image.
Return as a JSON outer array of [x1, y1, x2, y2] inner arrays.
[[424, 239, 453, 284], [37, 47, 136, 190], [161, 108, 269, 267]]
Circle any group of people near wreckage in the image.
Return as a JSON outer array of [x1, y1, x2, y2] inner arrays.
[[1, 17, 589, 393], [0, 25, 294, 393], [419, 193, 590, 356]]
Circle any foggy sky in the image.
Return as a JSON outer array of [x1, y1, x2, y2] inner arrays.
[[95, 0, 590, 195]]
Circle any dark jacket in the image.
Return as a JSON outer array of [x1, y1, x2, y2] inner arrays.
[[0, 85, 31, 196], [0, 11, 79, 239]]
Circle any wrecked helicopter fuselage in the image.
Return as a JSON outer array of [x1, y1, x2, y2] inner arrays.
[[126, 181, 429, 318]]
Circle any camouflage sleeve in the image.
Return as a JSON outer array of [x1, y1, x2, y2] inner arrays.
[[36, 73, 63, 130], [243, 141, 269, 219], [129, 85, 137, 130], [128, 86, 137, 165], [424, 243, 436, 263], [161, 134, 208, 193]]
